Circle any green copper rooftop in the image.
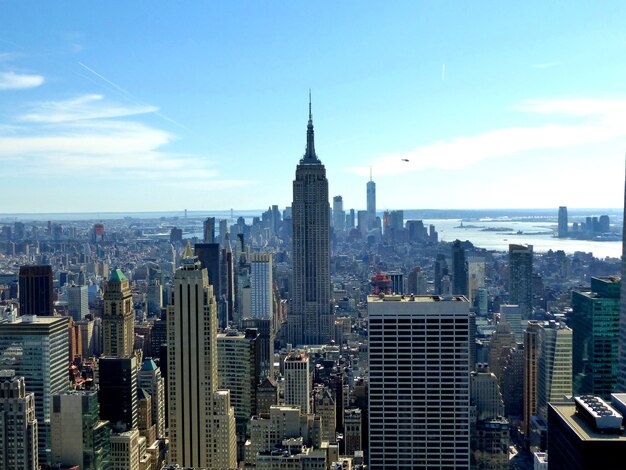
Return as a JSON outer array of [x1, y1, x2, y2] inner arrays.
[[109, 269, 127, 282], [141, 358, 158, 372]]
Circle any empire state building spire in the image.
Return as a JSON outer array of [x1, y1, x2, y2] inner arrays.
[[302, 90, 319, 163]]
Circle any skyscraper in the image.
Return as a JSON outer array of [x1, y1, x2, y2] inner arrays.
[[619, 162, 626, 393], [573, 276, 620, 398], [284, 352, 311, 414], [51, 390, 111, 470], [537, 321, 572, 422], [557, 206, 568, 238], [0, 370, 38, 470], [67, 284, 88, 322], [250, 253, 273, 320], [167, 242, 237, 467], [368, 294, 470, 469], [509, 244, 533, 319], [288, 97, 333, 345], [102, 269, 134, 357], [332, 195, 345, 232], [203, 217, 216, 243], [523, 321, 541, 437], [98, 356, 138, 432], [452, 239, 468, 296], [19, 265, 53, 316], [138, 358, 166, 440], [366, 170, 376, 229], [0, 316, 68, 463], [194, 242, 221, 300]]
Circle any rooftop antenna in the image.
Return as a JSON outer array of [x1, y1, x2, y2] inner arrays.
[[369, 165, 372, 182]]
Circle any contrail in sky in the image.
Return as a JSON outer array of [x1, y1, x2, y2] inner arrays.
[[78, 61, 189, 131]]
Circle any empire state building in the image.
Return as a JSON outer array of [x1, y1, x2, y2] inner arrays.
[[288, 96, 334, 345]]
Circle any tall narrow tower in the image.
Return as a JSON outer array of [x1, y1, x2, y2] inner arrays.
[[366, 168, 376, 229], [167, 242, 237, 468], [289, 95, 333, 345], [619, 160, 626, 392], [103, 269, 134, 357]]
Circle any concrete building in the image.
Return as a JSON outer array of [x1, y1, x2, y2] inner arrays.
[[467, 258, 485, 306], [332, 195, 345, 232], [51, 390, 110, 470], [67, 285, 88, 322], [343, 408, 362, 457], [103, 268, 134, 357], [110, 428, 141, 470], [167, 242, 237, 468], [0, 315, 68, 463], [217, 328, 261, 460], [312, 385, 336, 444], [500, 304, 524, 342], [573, 276, 620, 398], [250, 253, 273, 320], [0, 370, 37, 470], [288, 98, 334, 345], [523, 321, 541, 438], [257, 377, 278, 415], [138, 357, 165, 439], [471, 365, 505, 421], [548, 396, 626, 470], [537, 321, 572, 422], [284, 352, 311, 414], [368, 294, 471, 469]]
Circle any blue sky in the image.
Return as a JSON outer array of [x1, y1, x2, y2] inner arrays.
[[1, 2, 625, 213]]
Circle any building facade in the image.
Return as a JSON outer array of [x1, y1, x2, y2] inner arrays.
[[102, 269, 134, 357], [167, 242, 237, 468], [368, 294, 471, 469], [288, 99, 333, 345]]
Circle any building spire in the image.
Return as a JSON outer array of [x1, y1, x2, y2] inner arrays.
[[303, 90, 318, 162]]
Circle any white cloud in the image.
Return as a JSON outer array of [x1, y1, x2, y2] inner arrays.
[[18, 94, 158, 123], [0, 94, 247, 189], [354, 97, 626, 177], [0, 71, 44, 90]]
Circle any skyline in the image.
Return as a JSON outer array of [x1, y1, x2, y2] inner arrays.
[[2, 2, 626, 212]]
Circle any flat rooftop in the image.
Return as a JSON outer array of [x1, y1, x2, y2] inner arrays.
[[367, 294, 469, 303], [551, 404, 626, 442]]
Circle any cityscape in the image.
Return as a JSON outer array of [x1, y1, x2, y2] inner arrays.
[[2, 3, 626, 470]]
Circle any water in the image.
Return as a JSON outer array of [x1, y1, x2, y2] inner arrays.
[[428, 219, 621, 258]]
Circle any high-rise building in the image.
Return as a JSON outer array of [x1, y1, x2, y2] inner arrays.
[[288, 97, 333, 345], [218, 328, 261, 460], [138, 357, 165, 439], [99, 356, 138, 432], [19, 265, 53, 316], [51, 390, 111, 470], [250, 253, 273, 320], [509, 244, 533, 319], [523, 321, 541, 437], [434, 254, 449, 295], [573, 276, 620, 398], [332, 196, 345, 232], [67, 284, 88, 322], [467, 258, 485, 306], [343, 408, 362, 456], [312, 385, 336, 444], [0, 370, 38, 470], [368, 294, 470, 469], [109, 428, 142, 470], [620, 164, 626, 393], [222, 232, 236, 325], [284, 352, 311, 414], [194, 243, 221, 300], [0, 315, 68, 463], [537, 321, 572, 422], [452, 240, 468, 296], [548, 395, 626, 470], [103, 269, 134, 357], [203, 217, 216, 243], [167, 242, 237, 468], [557, 206, 568, 238], [366, 171, 376, 229]]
